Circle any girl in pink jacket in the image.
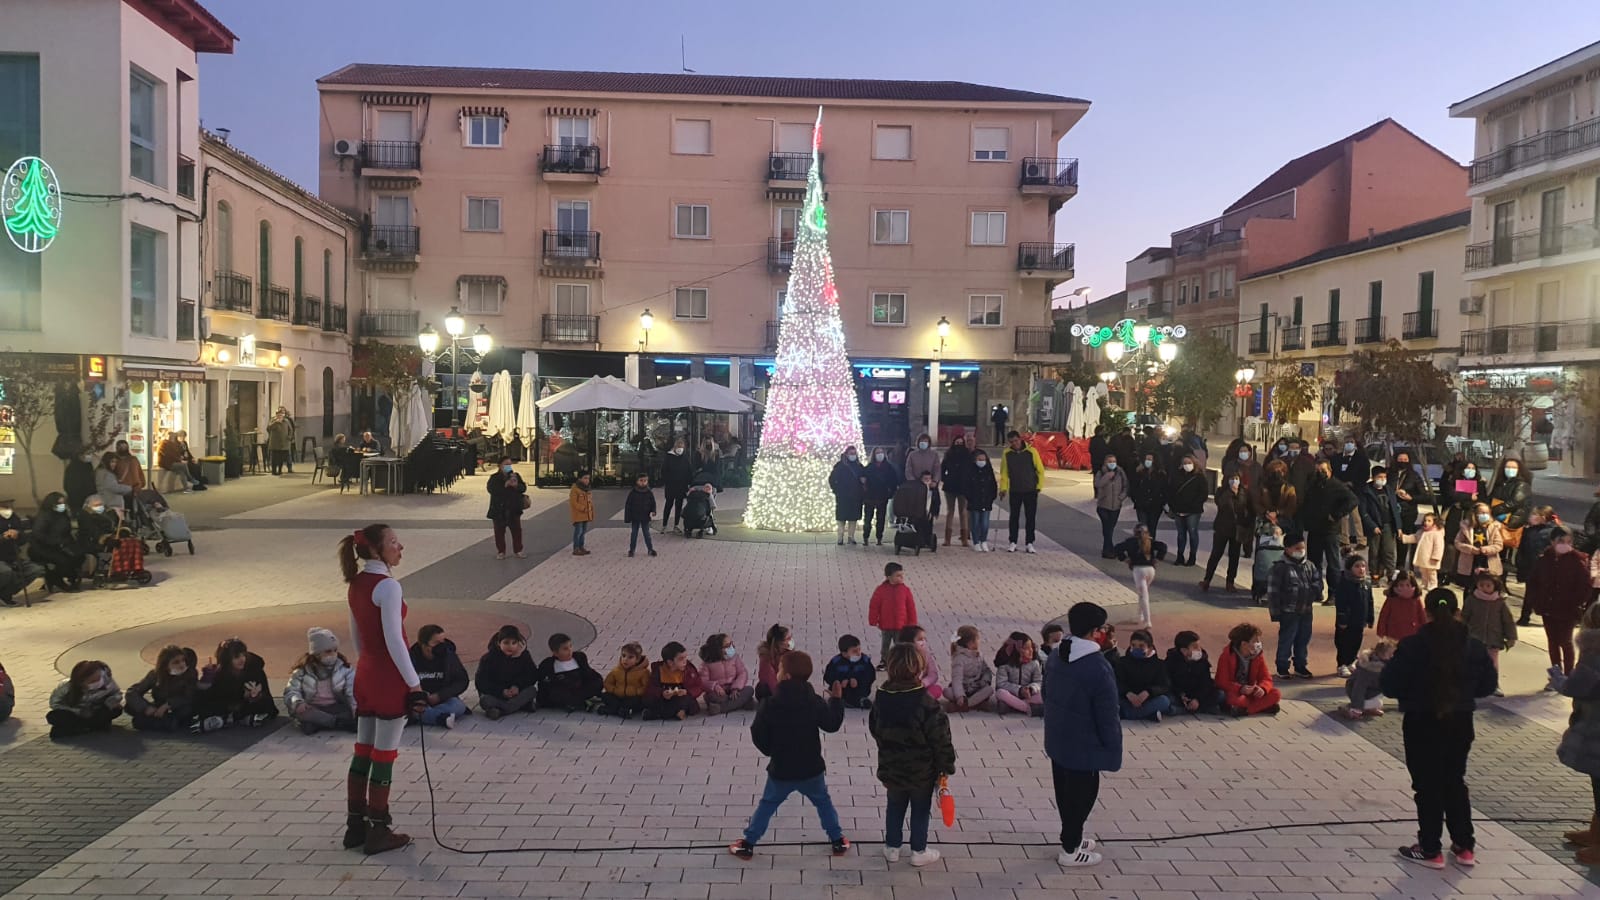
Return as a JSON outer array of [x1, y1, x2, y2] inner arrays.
[[697, 633, 755, 714], [897, 625, 942, 700]]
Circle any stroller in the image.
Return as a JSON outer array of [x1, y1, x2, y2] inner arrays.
[[890, 481, 939, 555], [681, 478, 717, 538], [92, 526, 153, 587], [133, 488, 195, 556]]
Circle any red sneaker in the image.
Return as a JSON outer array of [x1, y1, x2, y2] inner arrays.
[[1398, 845, 1445, 869], [1451, 845, 1476, 867]]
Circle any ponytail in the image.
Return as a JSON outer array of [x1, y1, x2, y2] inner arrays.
[[951, 624, 978, 655], [339, 523, 391, 583]]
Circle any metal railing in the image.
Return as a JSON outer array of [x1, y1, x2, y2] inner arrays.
[[767, 237, 794, 271], [358, 309, 419, 338], [1353, 316, 1385, 344], [767, 152, 810, 181], [1018, 157, 1079, 189], [1462, 319, 1600, 356], [1281, 325, 1305, 351], [1013, 325, 1073, 354], [1468, 116, 1600, 184], [1311, 321, 1346, 347], [1402, 310, 1438, 340], [1146, 300, 1171, 318], [542, 229, 601, 261], [211, 271, 253, 312], [324, 304, 347, 334], [262, 285, 290, 321], [1176, 229, 1243, 258], [1248, 332, 1269, 354], [541, 314, 600, 344], [765, 321, 781, 351], [364, 225, 420, 259], [178, 299, 196, 341], [1016, 242, 1075, 272], [360, 140, 420, 170], [295, 294, 322, 327], [541, 144, 602, 174], [1466, 220, 1600, 270]]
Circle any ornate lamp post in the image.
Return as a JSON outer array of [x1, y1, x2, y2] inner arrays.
[[1073, 318, 1184, 415], [418, 306, 493, 429], [1234, 366, 1256, 438]]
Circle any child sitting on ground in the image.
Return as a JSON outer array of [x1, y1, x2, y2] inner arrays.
[[474, 625, 542, 720], [993, 632, 1043, 716], [823, 634, 876, 710], [1165, 630, 1224, 714], [126, 645, 200, 733], [48, 660, 122, 739], [1040, 623, 1065, 661], [868, 642, 956, 867], [699, 633, 757, 715], [600, 642, 649, 720], [1376, 571, 1426, 642], [755, 624, 793, 700], [868, 563, 917, 671], [199, 638, 278, 728], [283, 627, 356, 734], [728, 651, 850, 860], [537, 633, 604, 712], [1343, 639, 1395, 719], [946, 625, 994, 712], [1215, 623, 1282, 717], [644, 641, 704, 720], [0, 660, 13, 723], [1115, 629, 1172, 722], [1399, 512, 1445, 591], [896, 625, 942, 700], [1333, 555, 1376, 678], [1096, 623, 1120, 662]]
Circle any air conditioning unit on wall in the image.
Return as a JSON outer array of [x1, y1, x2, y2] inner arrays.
[[1459, 296, 1483, 315], [333, 139, 361, 158]]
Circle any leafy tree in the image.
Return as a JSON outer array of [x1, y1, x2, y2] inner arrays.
[[350, 341, 430, 398], [1151, 331, 1237, 429], [1335, 340, 1454, 444], [1271, 363, 1319, 429], [0, 362, 60, 505]]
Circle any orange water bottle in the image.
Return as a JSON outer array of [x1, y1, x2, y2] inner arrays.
[[938, 775, 956, 827]]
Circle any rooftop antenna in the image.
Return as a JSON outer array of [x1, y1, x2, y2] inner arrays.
[[681, 35, 696, 73]]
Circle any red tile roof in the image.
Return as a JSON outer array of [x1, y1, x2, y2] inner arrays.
[[1241, 209, 1470, 281], [126, 0, 236, 54], [1224, 120, 1394, 215], [317, 64, 1087, 105]]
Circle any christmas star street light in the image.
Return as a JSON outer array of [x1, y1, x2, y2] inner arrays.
[[1072, 318, 1185, 414], [418, 306, 493, 429]]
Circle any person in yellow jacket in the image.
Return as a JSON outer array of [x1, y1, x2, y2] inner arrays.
[[998, 430, 1046, 554], [569, 471, 595, 556]]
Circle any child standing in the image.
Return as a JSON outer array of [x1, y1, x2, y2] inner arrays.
[[569, 471, 594, 556], [284, 628, 357, 734], [537, 633, 604, 711], [729, 651, 850, 859], [868, 563, 917, 668], [1400, 512, 1446, 591], [823, 635, 876, 710], [126, 645, 200, 733], [1113, 523, 1167, 629], [47, 660, 122, 738], [474, 625, 542, 720], [1343, 640, 1395, 719], [1115, 629, 1173, 722], [897, 625, 942, 700], [601, 642, 649, 719], [1165, 631, 1224, 714], [1463, 572, 1517, 690], [994, 633, 1044, 716], [699, 633, 757, 714], [1333, 555, 1376, 678], [644, 641, 704, 720], [868, 643, 956, 866], [1527, 526, 1591, 679], [966, 449, 999, 552], [1515, 505, 1558, 595], [946, 625, 994, 712], [755, 624, 793, 700], [1377, 572, 1426, 643], [624, 472, 658, 558]]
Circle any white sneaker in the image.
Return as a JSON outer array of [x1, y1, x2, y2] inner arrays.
[[1008, 543, 1018, 553], [1058, 847, 1102, 867], [443, 714, 456, 729], [496, 552, 506, 560], [909, 848, 941, 867], [972, 542, 983, 552], [882, 846, 901, 862], [982, 542, 991, 552], [1337, 665, 1353, 678], [514, 551, 527, 559], [1025, 543, 1037, 554]]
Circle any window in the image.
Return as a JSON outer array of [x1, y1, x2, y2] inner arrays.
[[776, 288, 788, 320], [973, 127, 1008, 161], [777, 123, 811, 153], [293, 237, 304, 300], [556, 116, 591, 147], [1207, 269, 1221, 299], [969, 212, 1006, 246], [1542, 91, 1575, 132], [1162, 282, 1173, 304], [1418, 271, 1434, 313], [871, 292, 906, 325], [1594, 178, 1600, 228], [465, 115, 502, 147], [1292, 296, 1303, 325], [323, 249, 333, 306], [130, 225, 162, 336], [375, 194, 411, 228], [466, 197, 501, 232], [1223, 265, 1236, 297], [1493, 113, 1520, 151], [129, 68, 159, 184], [672, 118, 711, 154], [1191, 278, 1202, 303], [873, 125, 912, 160], [674, 286, 708, 319], [1368, 280, 1383, 317], [776, 207, 800, 247], [674, 203, 710, 238], [873, 209, 909, 244], [1540, 187, 1565, 255], [555, 283, 590, 316], [1327, 288, 1341, 323], [462, 279, 502, 314], [967, 294, 1003, 326], [215, 201, 233, 272], [1178, 281, 1188, 305]]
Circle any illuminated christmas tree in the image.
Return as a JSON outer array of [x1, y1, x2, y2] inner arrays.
[[745, 107, 864, 533], [4, 158, 60, 253]]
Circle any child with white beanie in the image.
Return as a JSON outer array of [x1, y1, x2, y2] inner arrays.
[[284, 627, 357, 734]]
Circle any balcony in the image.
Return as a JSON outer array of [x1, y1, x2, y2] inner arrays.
[[1281, 325, 1304, 351], [1013, 325, 1073, 355], [211, 271, 253, 313], [1402, 310, 1438, 340], [178, 299, 196, 341], [1146, 299, 1172, 319], [1462, 319, 1600, 357], [262, 285, 290, 322], [1467, 116, 1600, 186], [1176, 229, 1243, 258], [360, 140, 420, 171], [295, 294, 322, 328], [1311, 321, 1346, 348], [324, 304, 348, 334], [1248, 332, 1269, 355], [542, 229, 601, 264], [362, 225, 420, 263], [1018, 157, 1079, 211], [1353, 316, 1385, 344], [1016, 242, 1075, 279], [767, 152, 810, 182], [1465, 220, 1600, 272], [764, 321, 780, 351], [358, 309, 420, 339], [767, 237, 794, 273], [541, 314, 600, 344], [541, 144, 603, 179]]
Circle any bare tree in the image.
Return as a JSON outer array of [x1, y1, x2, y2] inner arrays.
[[0, 363, 60, 505]]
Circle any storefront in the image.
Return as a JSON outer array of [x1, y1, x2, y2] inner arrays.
[[118, 361, 207, 473], [932, 363, 981, 444], [203, 334, 289, 457], [851, 361, 913, 450], [1457, 364, 1597, 473], [0, 353, 81, 482]]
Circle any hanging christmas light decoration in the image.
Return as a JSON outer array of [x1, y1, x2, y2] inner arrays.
[[745, 107, 864, 532]]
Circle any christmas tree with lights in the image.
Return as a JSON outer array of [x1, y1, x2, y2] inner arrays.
[[745, 107, 864, 532]]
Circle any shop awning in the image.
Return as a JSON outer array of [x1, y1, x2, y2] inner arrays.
[[120, 360, 207, 383]]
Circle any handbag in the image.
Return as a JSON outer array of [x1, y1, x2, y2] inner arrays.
[[521, 494, 532, 510]]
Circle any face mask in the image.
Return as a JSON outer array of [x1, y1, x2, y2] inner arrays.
[[724, 646, 737, 659], [847, 653, 862, 663], [845, 454, 857, 462], [501, 465, 513, 473], [1276, 444, 1287, 453], [1251, 641, 1264, 655], [320, 652, 339, 667], [1188, 649, 1204, 662], [1182, 463, 1194, 472], [90, 505, 105, 514], [874, 452, 885, 461], [54, 503, 66, 513], [1477, 513, 1491, 524], [785, 640, 795, 651], [1463, 468, 1476, 478], [1373, 480, 1386, 490], [1396, 460, 1409, 468], [975, 460, 988, 468], [1228, 479, 1240, 490], [168, 665, 187, 677], [1142, 460, 1153, 469], [918, 441, 930, 451], [1555, 542, 1573, 555], [87, 677, 106, 692], [1287, 549, 1305, 561], [1288, 449, 1300, 457], [1128, 647, 1147, 659], [1239, 451, 1250, 461], [0, 509, 11, 518], [1504, 467, 1518, 477], [1105, 462, 1117, 471], [1343, 443, 1355, 454]]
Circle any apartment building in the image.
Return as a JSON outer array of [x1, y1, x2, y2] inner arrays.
[[0, 0, 234, 500], [315, 65, 1088, 447], [1124, 246, 1173, 314], [198, 132, 356, 449], [1449, 40, 1600, 475], [1238, 210, 1469, 436]]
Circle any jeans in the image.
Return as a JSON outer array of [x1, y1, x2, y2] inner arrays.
[[863, 499, 890, 543], [572, 521, 589, 550], [419, 696, 468, 726], [1307, 530, 1343, 595], [1173, 514, 1200, 564], [664, 490, 686, 529], [1204, 534, 1242, 583], [629, 521, 655, 554], [479, 689, 539, 715], [741, 773, 843, 844], [493, 519, 524, 554], [1096, 508, 1120, 555], [1403, 711, 1475, 855], [1007, 491, 1039, 545], [1119, 693, 1172, 720], [1051, 764, 1099, 851], [969, 509, 991, 544], [1368, 525, 1397, 575], [294, 702, 357, 733], [1275, 611, 1312, 673], [885, 787, 934, 852], [1137, 507, 1162, 540], [880, 629, 897, 661]]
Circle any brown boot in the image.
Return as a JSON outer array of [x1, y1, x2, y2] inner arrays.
[[363, 814, 411, 855], [344, 768, 368, 849], [1225, 580, 1238, 593], [1578, 843, 1600, 866], [342, 814, 367, 849], [1198, 579, 1210, 592], [1566, 815, 1600, 846]]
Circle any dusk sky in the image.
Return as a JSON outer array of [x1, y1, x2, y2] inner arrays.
[[198, 0, 1597, 309]]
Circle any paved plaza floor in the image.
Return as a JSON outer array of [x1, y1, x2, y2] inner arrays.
[[2, 464, 1597, 899]]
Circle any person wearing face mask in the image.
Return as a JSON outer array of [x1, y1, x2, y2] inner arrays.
[[829, 446, 868, 546], [1200, 471, 1251, 593], [939, 433, 975, 548], [861, 447, 901, 547], [1515, 506, 1558, 616], [661, 438, 695, 534], [1165, 631, 1225, 714], [1088, 425, 1111, 476], [126, 645, 201, 732], [76, 494, 121, 558], [29, 491, 83, 593], [1115, 630, 1172, 722], [1556, 602, 1600, 865], [1358, 466, 1403, 581], [1270, 439, 1290, 463], [1453, 502, 1505, 587], [1388, 451, 1431, 570], [1267, 533, 1322, 679], [1129, 452, 1168, 541], [1331, 439, 1371, 551], [903, 433, 939, 489], [700, 632, 758, 714], [485, 456, 528, 559], [999, 431, 1046, 554], [756, 624, 796, 701], [1487, 457, 1532, 566], [965, 449, 999, 552], [1284, 438, 1317, 500], [1215, 622, 1281, 717], [824, 634, 877, 710], [1093, 454, 1130, 558], [1167, 455, 1207, 567], [47, 659, 123, 738], [1528, 526, 1593, 679], [897, 625, 943, 700], [1107, 426, 1138, 479], [0, 500, 45, 607], [1439, 456, 1487, 576], [285, 627, 358, 735], [1221, 442, 1262, 493], [1300, 459, 1358, 598], [1042, 602, 1121, 868]]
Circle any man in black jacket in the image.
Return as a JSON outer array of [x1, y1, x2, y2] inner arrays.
[[940, 433, 974, 547], [729, 651, 849, 859], [1300, 459, 1357, 598], [409, 625, 470, 727]]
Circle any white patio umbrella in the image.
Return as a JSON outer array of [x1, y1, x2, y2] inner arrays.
[[1081, 383, 1105, 436], [387, 384, 432, 456], [631, 377, 761, 412], [515, 371, 537, 450], [487, 370, 516, 442], [538, 375, 648, 413], [1064, 383, 1084, 438]]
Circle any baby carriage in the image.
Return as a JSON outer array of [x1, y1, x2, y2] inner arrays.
[[93, 526, 153, 587], [890, 481, 939, 556], [134, 488, 194, 556], [681, 480, 717, 538]]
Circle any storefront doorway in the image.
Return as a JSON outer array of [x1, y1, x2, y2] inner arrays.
[[854, 364, 911, 450]]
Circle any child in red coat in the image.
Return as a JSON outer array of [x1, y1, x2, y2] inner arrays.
[[1215, 623, 1281, 717], [867, 562, 918, 671], [1528, 526, 1592, 678], [1376, 571, 1426, 643]]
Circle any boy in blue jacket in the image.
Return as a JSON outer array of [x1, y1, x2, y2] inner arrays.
[[1333, 555, 1376, 678], [823, 634, 876, 709], [1043, 602, 1122, 869]]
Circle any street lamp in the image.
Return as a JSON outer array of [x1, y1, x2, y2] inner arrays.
[[930, 315, 952, 440], [639, 308, 654, 348], [1159, 341, 1178, 364], [417, 307, 493, 430], [1234, 366, 1256, 438]]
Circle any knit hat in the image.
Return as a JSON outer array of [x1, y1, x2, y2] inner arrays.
[[1066, 602, 1108, 638], [307, 627, 339, 654]]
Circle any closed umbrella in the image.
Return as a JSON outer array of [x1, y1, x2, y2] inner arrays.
[[388, 385, 429, 456], [486, 370, 513, 443], [515, 372, 536, 451], [1081, 383, 1104, 436], [1064, 383, 1084, 438]]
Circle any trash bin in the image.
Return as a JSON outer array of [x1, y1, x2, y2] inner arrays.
[[201, 455, 227, 485]]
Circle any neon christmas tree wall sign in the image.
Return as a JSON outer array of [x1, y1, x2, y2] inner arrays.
[[2, 156, 63, 253], [745, 107, 865, 532]]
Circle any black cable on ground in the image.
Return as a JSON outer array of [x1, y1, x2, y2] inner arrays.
[[415, 726, 1585, 856]]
